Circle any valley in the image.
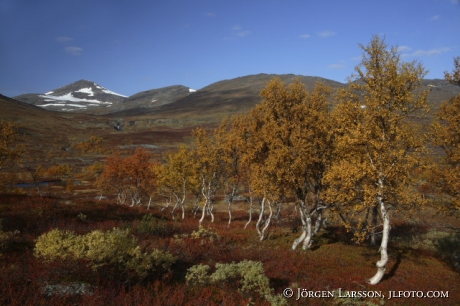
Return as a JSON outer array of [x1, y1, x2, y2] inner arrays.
[[1, 69, 460, 305]]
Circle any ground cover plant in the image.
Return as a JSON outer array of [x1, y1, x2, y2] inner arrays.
[[1, 36, 460, 305], [0, 196, 460, 305]]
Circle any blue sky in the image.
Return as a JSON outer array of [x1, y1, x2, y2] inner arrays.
[[1, 0, 459, 97]]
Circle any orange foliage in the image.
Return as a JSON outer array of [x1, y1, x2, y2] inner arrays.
[[97, 148, 156, 206]]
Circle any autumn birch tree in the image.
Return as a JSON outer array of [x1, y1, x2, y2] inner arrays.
[[97, 148, 156, 206], [214, 116, 249, 227], [244, 78, 334, 243], [324, 35, 429, 285], [431, 56, 460, 213], [156, 145, 200, 219], [193, 128, 223, 226]]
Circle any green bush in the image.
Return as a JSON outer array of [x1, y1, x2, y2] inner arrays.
[[34, 228, 176, 278], [190, 226, 220, 242], [186, 260, 287, 305], [185, 264, 211, 285], [136, 214, 169, 236]]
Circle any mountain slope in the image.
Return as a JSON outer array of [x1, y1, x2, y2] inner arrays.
[[96, 85, 195, 116], [119, 74, 347, 121], [14, 80, 127, 112]]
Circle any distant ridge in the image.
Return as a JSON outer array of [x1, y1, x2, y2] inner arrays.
[[9, 74, 460, 120]]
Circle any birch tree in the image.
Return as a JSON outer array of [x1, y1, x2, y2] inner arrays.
[[324, 35, 429, 284], [244, 78, 334, 243], [156, 145, 200, 219], [215, 117, 248, 227], [97, 148, 156, 206], [193, 128, 223, 226], [431, 56, 460, 213]]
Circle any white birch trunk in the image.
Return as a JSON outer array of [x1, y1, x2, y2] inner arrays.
[[368, 179, 391, 285], [292, 202, 314, 250], [256, 197, 266, 239], [260, 199, 273, 241], [181, 198, 185, 219], [208, 201, 215, 222], [199, 204, 207, 226], [302, 213, 313, 250], [244, 194, 253, 229], [171, 193, 180, 215], [227, 185, 237, 227], [199, 179, 207, 226], [313, 209, 323, 236], [199, 175, 216, 225], [292, 202, 306, 250], [147, 196, 152, 210]]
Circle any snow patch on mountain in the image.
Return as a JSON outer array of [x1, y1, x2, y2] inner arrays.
[[38, 93, 112, 105], [189, 88, 196, 93], [41, 103, 88, 108], [76, 88, 94, 96], [94, 84, 127, 97]]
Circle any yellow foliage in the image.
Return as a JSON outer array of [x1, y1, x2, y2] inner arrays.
[[74, 136, 108, 154], [324, 35, 430, 242], [431, 57, 460, 213]]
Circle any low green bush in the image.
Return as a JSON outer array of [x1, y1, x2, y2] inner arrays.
[[186, 259, 287, 305], [136, 214, 169, 236], [34, 227, 176, 278]]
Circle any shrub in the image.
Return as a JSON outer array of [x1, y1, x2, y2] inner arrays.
[[34, 228, 79, 260], [185, 264, 211, 286], [0, 219, 19, 256], [186, 260, 286, 305], [136, 214, 169, 236], [34, 228, 176, 278], [190, 226, 220, 242], [433, 232, 460, 272]]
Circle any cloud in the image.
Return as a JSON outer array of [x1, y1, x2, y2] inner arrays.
[[349, 56, 362, 61], [410, 47, 451, 56], [430, 15, 441, 21], [230, 25, 251, 38], [56, 36, 73, 42], [451, 0, 459, 4], [398, 47, 452, 57], [65, 46, 83, 56], [205, 12, 215, 17], [317, 30, 336, 38], [328, 63, 345, 69], [397, 46, 411, 52], [299, 34, 311, 39], [328, 64, 345, 69]]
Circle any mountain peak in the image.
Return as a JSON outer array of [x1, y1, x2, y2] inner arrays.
[[14, 79, 127, 112]]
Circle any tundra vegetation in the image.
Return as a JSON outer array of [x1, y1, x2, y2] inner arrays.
[[1, 36, 460, 305]]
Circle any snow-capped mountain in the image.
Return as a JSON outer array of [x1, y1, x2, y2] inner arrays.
[[14, 80, 198, 114], [14, 80, 127, 112]]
